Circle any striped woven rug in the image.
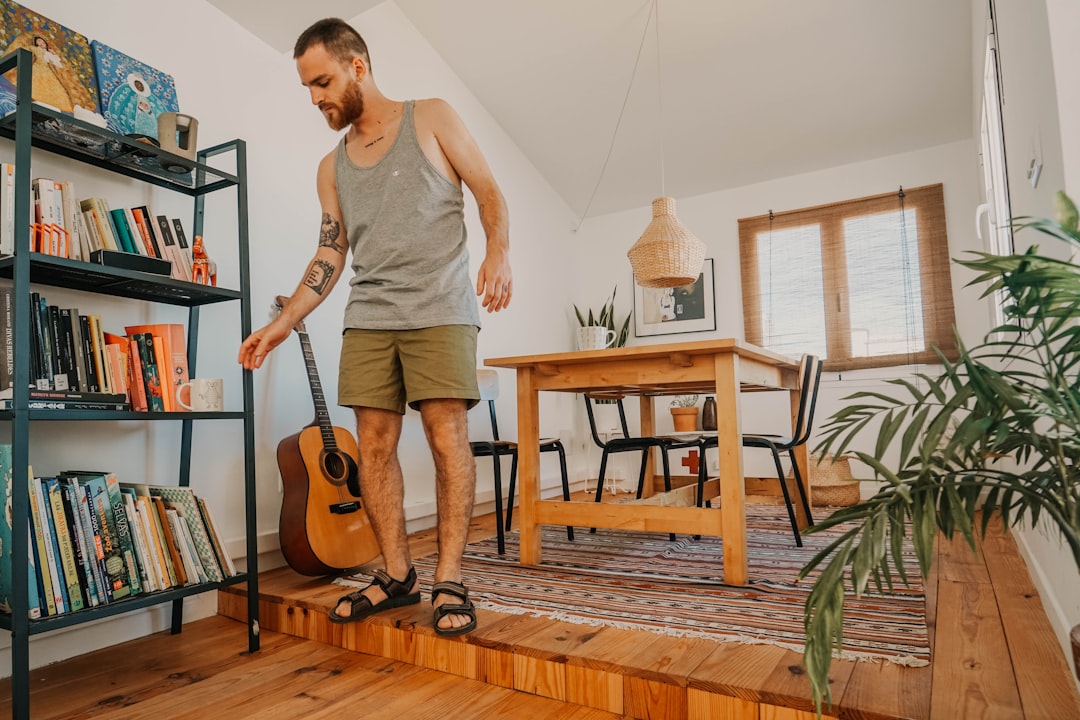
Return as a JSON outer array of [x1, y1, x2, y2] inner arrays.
[[339, 504, 930, 666]]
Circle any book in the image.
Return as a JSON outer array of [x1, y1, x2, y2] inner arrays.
[[25, 524, 41, 619], [59, 180, 87, 262], [126, 338, 148, 412], [74, 473, 132, 601], [33, 477, 66, 614], [123, 208, 145, 255], [59, 479, 100, 608], [133, 334, 164, 412], [0, 444, 14, 614], [197, 496, 236, 578], [45, 477, 85, 612], [125, 324, 188, 412], [150, 495, 186, 585], [124, 489, 167, 591], [108, 208, 135, 254], [150, 335, 172, 412], [121, 491, 155, 592], [132, 206, 162, 258], [87, 315, 111, 394], [27, 477, 56, 616], [78, 481, 112, 603], [78, 199, 117, 251], [79, 315, 99, 392], [166, 509, 206, 584], [0, 163, 14, 256], [134, 494, 171, 588], [148, 486, 221, 582], [0, 284, 11, 393], [169, 218, 195, 280]]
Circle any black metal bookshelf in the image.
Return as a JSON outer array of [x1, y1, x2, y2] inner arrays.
[[0, 49, 258, 720]]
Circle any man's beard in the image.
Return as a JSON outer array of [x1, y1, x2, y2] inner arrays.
[[325, 82, 364, 131]]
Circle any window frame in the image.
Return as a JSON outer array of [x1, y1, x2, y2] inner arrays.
[[739, 183, 958, 372]]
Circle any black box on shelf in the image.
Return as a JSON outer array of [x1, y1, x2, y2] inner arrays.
[[90, 249, 172, 276]]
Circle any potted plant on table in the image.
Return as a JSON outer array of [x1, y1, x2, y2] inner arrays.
[[799, 192, 1080, 712], [573, 285, 631, 351], [669, 394, 700, 432]]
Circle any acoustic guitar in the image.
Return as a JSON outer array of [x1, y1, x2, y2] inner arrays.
[[274, 296, 380, 576]]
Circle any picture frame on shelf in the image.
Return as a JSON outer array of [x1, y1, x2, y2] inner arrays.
[[0, 1, 99, 116], [633, 258, 716, 337], [90, 40, 178, 140]]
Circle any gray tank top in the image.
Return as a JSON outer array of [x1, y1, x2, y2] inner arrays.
[[335, 100, 479, 330]]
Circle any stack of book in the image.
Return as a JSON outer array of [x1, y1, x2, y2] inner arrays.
[[0, 285, 191, 413], [0, 162, 196, 281], [0, 446, 237, 619]]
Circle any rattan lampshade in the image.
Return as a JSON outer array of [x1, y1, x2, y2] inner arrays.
[[628, 196, 707, 288]]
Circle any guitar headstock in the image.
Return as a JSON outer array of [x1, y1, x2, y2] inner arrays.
[[273, 295, 308, 334]]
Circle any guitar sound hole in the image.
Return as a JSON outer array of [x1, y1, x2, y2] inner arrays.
[[322, 452, 345, 482]]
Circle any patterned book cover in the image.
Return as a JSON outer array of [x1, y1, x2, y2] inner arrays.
[[75, 474, 131, 601], [102, 474, 141, 596], [44, 477, 84, 611], [90, 40, 177, 139], [0, 2, 99, 116], [148, 487, 221, 583]]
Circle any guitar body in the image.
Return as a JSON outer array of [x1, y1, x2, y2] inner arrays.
[[277, 424, 380, 575]]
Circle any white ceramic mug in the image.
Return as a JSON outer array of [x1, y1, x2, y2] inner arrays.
[[577, 325, 617, 351], [177, 377, 224, 412]]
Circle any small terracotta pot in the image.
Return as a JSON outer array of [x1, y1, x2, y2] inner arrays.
[[670, 406, 698, 432]]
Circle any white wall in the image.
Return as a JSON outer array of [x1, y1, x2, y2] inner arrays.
[[996, 0, 1080, 682]]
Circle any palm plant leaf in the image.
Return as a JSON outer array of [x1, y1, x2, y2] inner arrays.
[[800, 192, 1080, 714]]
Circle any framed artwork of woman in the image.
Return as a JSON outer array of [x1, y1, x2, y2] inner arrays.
[[0, 2, 99, 116]]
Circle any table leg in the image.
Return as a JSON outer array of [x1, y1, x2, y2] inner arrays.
[[516, 366, 542, 565], [639, 395, 656, 498], [715, 352, 747, 585]]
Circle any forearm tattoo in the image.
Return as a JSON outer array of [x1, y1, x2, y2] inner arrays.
[[305, 259, 335, 295], [319, 213, 346, 253]]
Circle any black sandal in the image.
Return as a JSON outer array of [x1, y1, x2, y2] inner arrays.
[[328, 567, 421, 624], [431, 580, 478, 637]]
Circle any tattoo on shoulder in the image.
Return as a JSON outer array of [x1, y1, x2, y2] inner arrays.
[[305, 259, 335, 295], [319, 213, 345, 252]]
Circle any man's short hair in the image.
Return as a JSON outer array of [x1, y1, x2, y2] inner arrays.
[[294, 18, 371, 71]]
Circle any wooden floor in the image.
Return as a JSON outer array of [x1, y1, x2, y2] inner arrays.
[[2, 493, 1078, 719]]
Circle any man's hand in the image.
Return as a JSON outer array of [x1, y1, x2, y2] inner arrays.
[[476, 246, 512, 313], [238, 320, 291, 370]]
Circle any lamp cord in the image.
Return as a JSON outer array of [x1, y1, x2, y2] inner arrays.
[[573, 0, 656, 231], [655, 0, 665, 198]]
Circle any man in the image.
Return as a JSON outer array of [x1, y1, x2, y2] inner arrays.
[[238, 18, 512, 636]]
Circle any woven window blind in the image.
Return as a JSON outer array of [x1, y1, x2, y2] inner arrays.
[[739, 184, 957, 371]]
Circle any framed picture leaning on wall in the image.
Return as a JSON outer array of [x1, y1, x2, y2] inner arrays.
[[633, 258, 716, 337]]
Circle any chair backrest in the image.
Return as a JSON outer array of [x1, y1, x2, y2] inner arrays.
[[476, 369, 501, 441], [791, 354, 823, 446], [583, 395, 631, 448]]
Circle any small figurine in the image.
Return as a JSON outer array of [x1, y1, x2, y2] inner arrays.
[[191, 235, 216, 285]]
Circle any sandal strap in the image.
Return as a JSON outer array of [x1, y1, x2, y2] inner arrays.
[[371, 567, 417, 597], [430, 580, 469, 604]]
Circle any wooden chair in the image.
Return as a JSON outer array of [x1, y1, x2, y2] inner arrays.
[[696, 353, 821, 545], [471, 369, 573, 554]]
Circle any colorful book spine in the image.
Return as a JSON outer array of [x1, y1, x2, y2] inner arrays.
[[80, 475, 131, 601], [45, 478, 85, 612], [103, 474, 141, 596], [33, 478, 66, 614], [60, 480, 100, 608], [27, 480, 56, 616]]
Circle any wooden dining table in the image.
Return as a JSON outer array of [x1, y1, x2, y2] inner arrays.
[[485, 339, 807, 586]]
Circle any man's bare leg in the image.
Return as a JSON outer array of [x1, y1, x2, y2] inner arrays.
[[419, 398, 476, 632], [332, 407, 417, 618]]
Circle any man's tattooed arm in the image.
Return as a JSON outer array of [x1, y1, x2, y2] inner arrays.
[[304, 259, 336, 296], [319, 213, 346, 253]]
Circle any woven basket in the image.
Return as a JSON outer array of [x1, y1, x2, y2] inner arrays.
[[787, 453, 861, 507], [627, 197, 707, 288]]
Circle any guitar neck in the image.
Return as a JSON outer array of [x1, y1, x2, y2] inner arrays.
[[297, 330, 339, 450]]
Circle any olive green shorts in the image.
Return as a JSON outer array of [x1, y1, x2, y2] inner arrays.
[[338, 325, 480, 413]]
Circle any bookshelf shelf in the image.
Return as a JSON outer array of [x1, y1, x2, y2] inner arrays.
[[0, 572, 252, 635], [0, 49, 258, 720]]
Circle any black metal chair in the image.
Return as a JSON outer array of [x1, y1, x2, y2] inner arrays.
[[696, 354, 821, 546], [471, 369, 573, 554], [583, 395, 699, 538]]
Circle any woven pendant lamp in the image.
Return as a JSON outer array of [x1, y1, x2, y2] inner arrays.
[[628, 196, 706, 288], [626, 1, 705, 289]]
